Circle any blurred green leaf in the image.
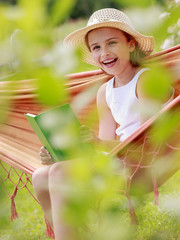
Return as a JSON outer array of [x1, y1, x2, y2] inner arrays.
[[17, 0, 46, 32], [1, 1, 180, 240], [141, 63, 172, 102], [151, 109, 180, 144], [36, 68, 67, 105], [48, 0, 76, 26]]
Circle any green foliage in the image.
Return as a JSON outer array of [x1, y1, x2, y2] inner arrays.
[[0, 0, 78, 106], [152, 110, 180, 144], [47, 0, 76, 26], [114, 0, 166, 8], [36, 68, 67, 106], [69, 0, 121, 19], [0, 0, 180, 239], [153, 2, 180, 50], [141, 64, 172, 102]]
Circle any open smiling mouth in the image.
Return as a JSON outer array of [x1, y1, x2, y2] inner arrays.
[[102, 58, 118, 67]]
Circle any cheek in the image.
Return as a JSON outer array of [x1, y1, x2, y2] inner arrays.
[[117, 47, 131, 61], [91, 52, 100, 64], [116, 43, 130, 56]]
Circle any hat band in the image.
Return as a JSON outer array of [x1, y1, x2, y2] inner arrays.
[[88, 18, 119, 26], [87, 19, 136, 31]]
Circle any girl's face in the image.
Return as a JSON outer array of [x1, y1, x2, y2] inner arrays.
[[87, 27, 135, 76]]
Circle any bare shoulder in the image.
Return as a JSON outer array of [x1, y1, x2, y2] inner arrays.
[[97, 82, 107, 97], [136, 68, 150, 99], [97, 82, 107, 105], [96, 81, 117, 140], [96, 82, 111, 117]]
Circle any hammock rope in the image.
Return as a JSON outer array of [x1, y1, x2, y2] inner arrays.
[[0, 44, 180, 238]]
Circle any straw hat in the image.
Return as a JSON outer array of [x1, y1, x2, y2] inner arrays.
[[64, 8, 155, 66]]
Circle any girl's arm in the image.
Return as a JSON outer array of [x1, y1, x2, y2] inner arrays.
[[96, 83, 120, 150], [80, 82, 119, 151]]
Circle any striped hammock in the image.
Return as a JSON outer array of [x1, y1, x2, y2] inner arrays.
[[0, 44, 180, 238]]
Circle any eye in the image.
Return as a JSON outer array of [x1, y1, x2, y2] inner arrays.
[[92, 45, 100, 51], [109, 41, 116, 46]]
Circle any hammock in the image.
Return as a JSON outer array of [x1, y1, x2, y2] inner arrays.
[[0, 44, 180, 238]]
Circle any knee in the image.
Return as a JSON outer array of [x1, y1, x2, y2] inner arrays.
[[48, 161, 72, 185], [32, 166, 50, 192], [48, 162, 68, 195], [48, 162, 64, 180]]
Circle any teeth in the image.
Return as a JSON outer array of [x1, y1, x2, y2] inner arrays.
[[103, 59, 115, 64]]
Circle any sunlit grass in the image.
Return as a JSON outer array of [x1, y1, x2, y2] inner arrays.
[[0, 0, 180, 239], [0, 162, 180, 240], [136, 170, 180, 239], [0, 162, 50, 240]]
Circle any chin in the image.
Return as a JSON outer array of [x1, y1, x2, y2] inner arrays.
[[103, 68, 117, 76]]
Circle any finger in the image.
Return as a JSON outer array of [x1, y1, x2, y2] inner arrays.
[[81, 135, 93, 142], [81, 128, 94, 135], [41, 157, 54, 165], [41, 156, 51, 162], [80, 125, 88, 129], [40, 152, 46, 157], [41, 160, 54, 165], [40, 146, 49, 154], [41, 160, 52, 165], [80, 125, 91, 132], [40, 146, 46, 151], [40, 151, 50, 157], [80, 131, 94, 138]]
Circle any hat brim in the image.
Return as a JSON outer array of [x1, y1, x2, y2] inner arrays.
[[64, 21, 155, 66]]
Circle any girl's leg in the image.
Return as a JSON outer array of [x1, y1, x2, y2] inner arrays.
[[32, 165, 53, 226], [48, 161, 76, 240]]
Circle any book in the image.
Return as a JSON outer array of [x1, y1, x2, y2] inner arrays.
[[25, 103, 80, 162]]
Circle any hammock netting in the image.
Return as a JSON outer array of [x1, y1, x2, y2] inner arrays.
[[0, 45, 180, 238]]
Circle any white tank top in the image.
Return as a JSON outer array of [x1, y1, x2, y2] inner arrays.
[[106, 68, 148, 141]]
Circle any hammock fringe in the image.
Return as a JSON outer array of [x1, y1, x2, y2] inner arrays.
[[45, 217, 55, 239], [10, 186, 18, 221], [126, 195, 138, 225]]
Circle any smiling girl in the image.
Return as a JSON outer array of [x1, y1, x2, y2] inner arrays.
[[32, 8, 173, 239]]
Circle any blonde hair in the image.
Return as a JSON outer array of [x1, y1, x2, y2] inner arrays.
[[123, 32, 147, 67]]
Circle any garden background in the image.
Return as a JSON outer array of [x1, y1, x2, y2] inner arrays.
[[0, 0, 180, 239]]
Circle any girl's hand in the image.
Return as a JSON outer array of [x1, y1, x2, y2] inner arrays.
[[39, 146, 54, 165], [80, 125, 99, 144]]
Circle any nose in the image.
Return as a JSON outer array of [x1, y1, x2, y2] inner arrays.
[[101, 46, 110, 58]]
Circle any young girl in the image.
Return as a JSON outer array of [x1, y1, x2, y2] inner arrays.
[[32, 8, 173, 239]]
